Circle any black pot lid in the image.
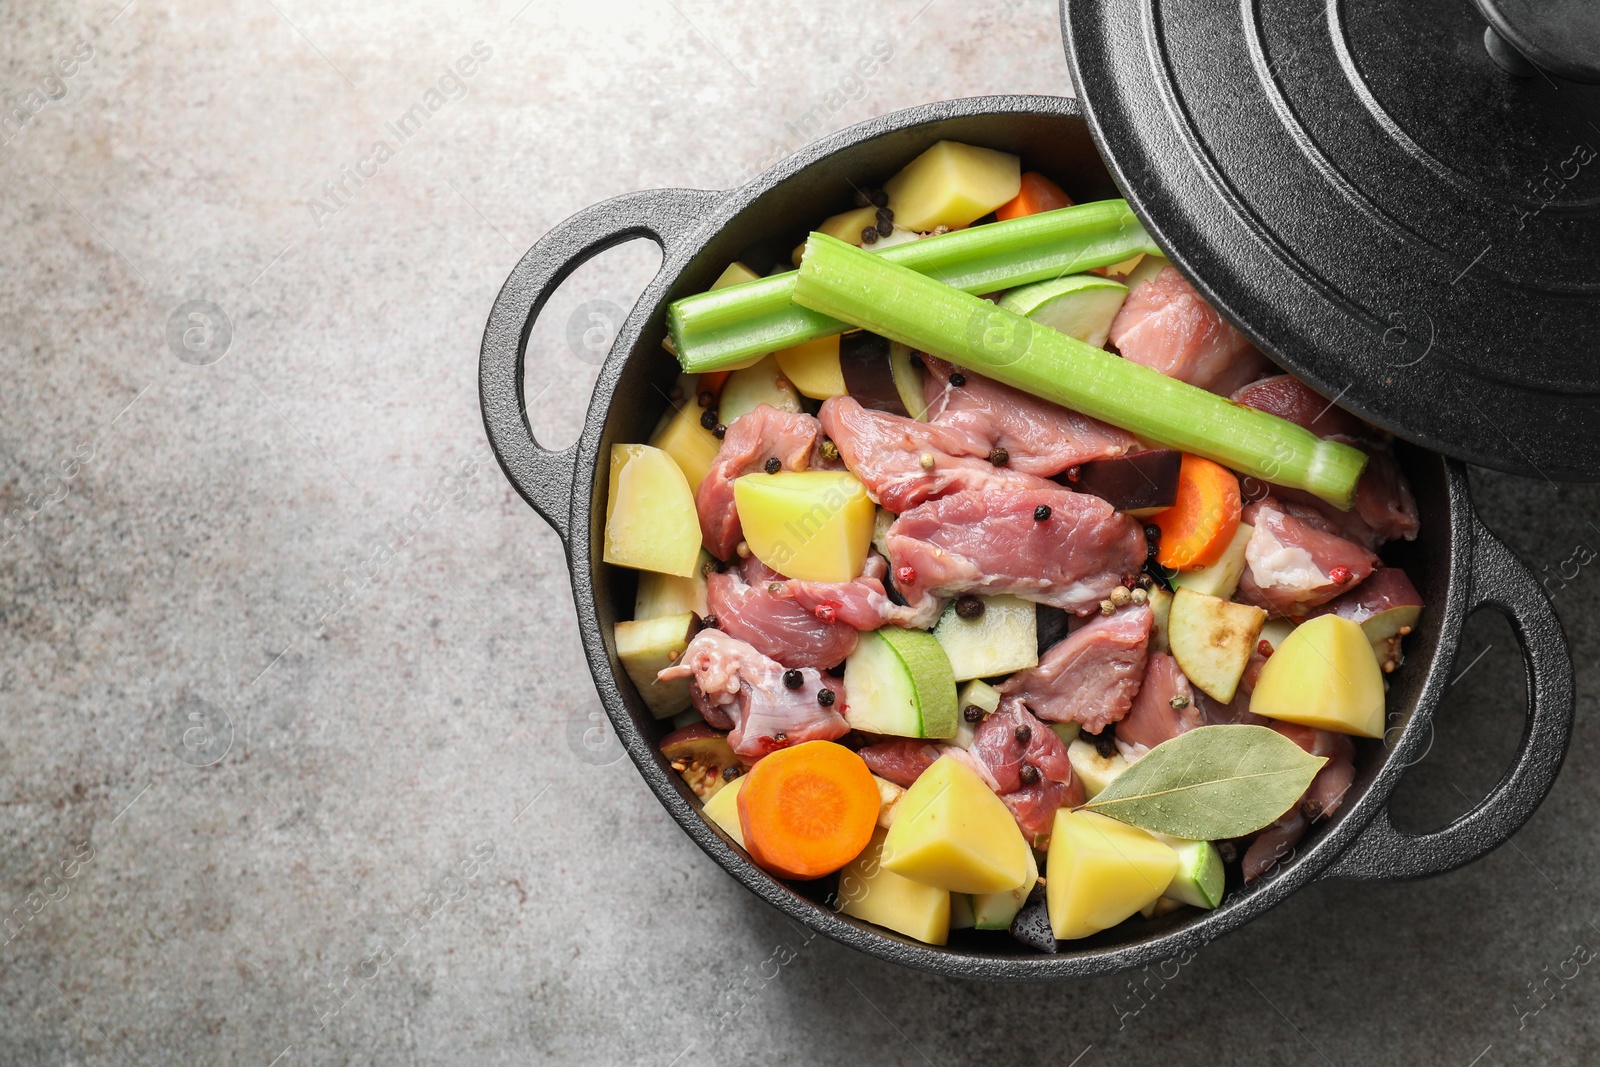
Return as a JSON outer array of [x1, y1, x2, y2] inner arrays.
[[1062, 0, 1600, 480]]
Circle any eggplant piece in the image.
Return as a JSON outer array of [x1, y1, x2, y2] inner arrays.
[[1067, 449, 1182, 517], [659, 723, 740, 800], [839, 331, 907, 417], [1008, 884, 1060, 953], [1036, 604, 1074, 654]]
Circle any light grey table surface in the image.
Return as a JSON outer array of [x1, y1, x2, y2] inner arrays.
[[2, 0, 1597, 1063]]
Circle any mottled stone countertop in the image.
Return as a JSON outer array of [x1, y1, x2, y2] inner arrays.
[[1, 0, 1596, 1063]]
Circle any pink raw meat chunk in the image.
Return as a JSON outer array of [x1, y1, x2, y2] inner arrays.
[[1114, 652, 1200, 757], [997, 605, 1152, 731], [1236, 497, 1379, 617], [817, 396, 1058, 514], [919, 354, 1137, 476], [706, 556, 857, 670], [884, 485, 1146, 617], [660, 629, 847, 761], [1108, 266, 1274, 396]]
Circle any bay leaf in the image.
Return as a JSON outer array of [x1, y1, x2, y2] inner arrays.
[[1082, 724, 1328, 840]]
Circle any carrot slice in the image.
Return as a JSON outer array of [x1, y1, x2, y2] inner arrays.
[[1152, 454, 1242, 570], [737, 740, 879, 880], [995, 172, 1075, 221]]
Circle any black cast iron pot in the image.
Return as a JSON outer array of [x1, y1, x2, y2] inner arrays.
[[479, 95, 1573, 980]]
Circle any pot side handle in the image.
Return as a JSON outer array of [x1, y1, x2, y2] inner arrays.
[[1323, 516, 1573, 881], [478, 188, 721, 544]]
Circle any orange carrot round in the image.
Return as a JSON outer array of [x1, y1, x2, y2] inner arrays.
[[737, 740, 878, 880], [1152, 454, 1242, 570], [995, 172, 1075, 221]]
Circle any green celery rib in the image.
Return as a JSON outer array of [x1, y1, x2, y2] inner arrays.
[[668, 200, 1159, 373], [792, 232, 1367, 509]]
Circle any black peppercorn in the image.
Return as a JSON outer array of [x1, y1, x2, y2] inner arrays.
[[954, 595, 985, 620], [876, 206, 894, 225], [700, 409, 718, 430], [988, 446, 1009, 466], [782, 668, 803, 690], [1019, 763, 1041, 786], [722, 765, 741, 781], [712, 424, 726, 439], [962, 704, 984, 723], [948, 371, 966, 387], [853, 188, 873, 208], [1034, 504, 1052, 521], [773, 732, 787, 743], [875, 217, 893, 237], [868, 188, 888, 208], [764, 457, 781, 475], [1014, 723, 1032, 745], [816, 688, 836, 707], [1144, 523, 1161, 542], [1092, 729, 1117, 758], [698, 390, 714, 408], [702, 613, 719, 629], [861, 226, 879, 245]]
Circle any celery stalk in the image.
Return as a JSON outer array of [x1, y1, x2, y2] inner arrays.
[[793, 232, 1367, 509], [668, 200, 1159, 373]]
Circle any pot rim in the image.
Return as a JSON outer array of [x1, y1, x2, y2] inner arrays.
[[486, 94, 1570, 980]]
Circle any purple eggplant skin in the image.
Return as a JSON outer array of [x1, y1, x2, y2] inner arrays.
[[1067, 449, 1182, 517], [839, 331, 908, 417], [1009, 885, 1061, 953]]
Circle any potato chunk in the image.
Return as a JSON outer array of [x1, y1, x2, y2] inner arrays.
[[1250, 614, 1386, 737], [604, 444, 701, 577], [839, 828, 951, 945], [648, 398, 721, 495], [701, 774, 747, 847], [774, 335, 846, 400], [880, 755, 1030, 894], [733, 470, 874, 583], [1046, 810, 1178, 940], [884, 140, 1021, 232]]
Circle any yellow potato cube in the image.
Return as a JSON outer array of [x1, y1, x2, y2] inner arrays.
[[701, 774, 747, 847], [648, 398, 721, 495], [884, 140, 1022, 232], [711, 261, 760, 289], [1046, 810, 1179, 940], [1250, 614, 1386, 737], [838, 828, 951, 946], [820, 206, 882, 244], [774, 335, 845, 400], [880, 755, 1030, 894], [732, 471, 874, 584], [604, 444, 701, 577]]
